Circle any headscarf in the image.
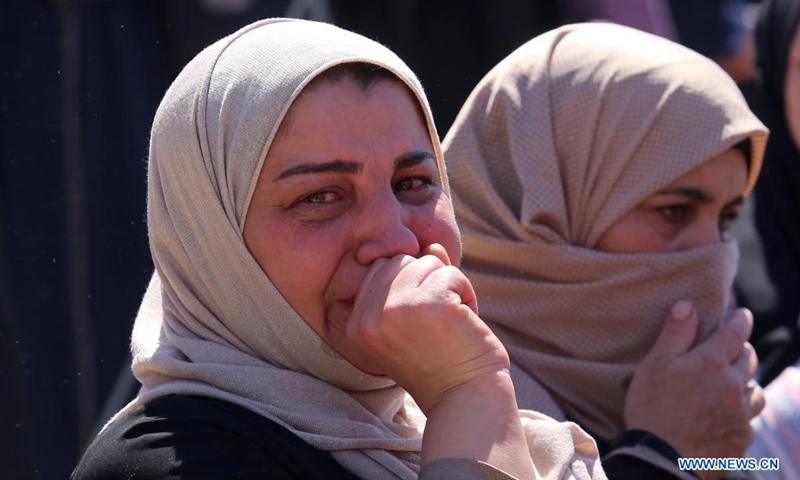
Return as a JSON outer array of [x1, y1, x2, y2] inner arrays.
[[444, 22, 768, 450], [746, 0, 800, 370], [109, 19, 605, 480]]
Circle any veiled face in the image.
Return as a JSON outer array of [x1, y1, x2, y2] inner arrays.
[[243, 78, 461, 373], [785, 22, 800, 149], [595, 148, 748, 253]]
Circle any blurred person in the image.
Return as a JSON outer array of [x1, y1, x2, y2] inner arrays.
[[739, 0, 800, 384], [667, 0, 761, 83], [444, 23, 768, 480]]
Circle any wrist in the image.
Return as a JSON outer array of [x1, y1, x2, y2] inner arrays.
[[421, 369, 534, 479], [414, 364, 513, 415]]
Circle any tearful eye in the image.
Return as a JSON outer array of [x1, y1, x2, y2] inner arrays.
[[659, 205, 691, 224], [302, 191, 339, 205], [287, 188, 349, 221], [395, 177, 429, 192]]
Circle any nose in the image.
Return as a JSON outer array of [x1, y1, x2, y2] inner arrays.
[[354, 190, 420, 264], [679, 217, 722, 249]]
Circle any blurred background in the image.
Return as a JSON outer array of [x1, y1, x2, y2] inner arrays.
[[2, 0, 788, 478]]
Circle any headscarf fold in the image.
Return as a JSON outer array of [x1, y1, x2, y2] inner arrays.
[[444, 23, 768, 447], [110, 19, 605, 480]]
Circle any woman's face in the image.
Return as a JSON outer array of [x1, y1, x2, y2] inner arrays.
[[595, 148, 748, 253], [243, 77, 461, 373], [785, 21, 800, 149]]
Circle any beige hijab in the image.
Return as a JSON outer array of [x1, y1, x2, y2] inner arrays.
[[110, 19, 605, 480], [444, 22, 768, 451]]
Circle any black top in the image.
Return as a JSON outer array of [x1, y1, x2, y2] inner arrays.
[[72, 395, 358, 480], [599, 430, 698, 480], [73, 394, 704, 480]]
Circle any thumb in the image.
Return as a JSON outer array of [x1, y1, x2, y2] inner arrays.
[[647, 300, 699, 359], [422, 243, 451, 266]]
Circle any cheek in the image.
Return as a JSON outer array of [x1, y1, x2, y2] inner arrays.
[[248, 218, 346, 317], [785, 67, 800, 150], [412, 196, 462, 262]]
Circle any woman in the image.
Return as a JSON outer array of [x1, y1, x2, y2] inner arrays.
[[738, 0, 800, 384], [443, 23, 768, 480], [72, 19, 606, 480], [742, 3, 800, 475]]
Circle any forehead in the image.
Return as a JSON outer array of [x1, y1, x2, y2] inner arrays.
[[290, 76, 426, 126], [664, 148, 748, 191], [264, 78, 433, 169]]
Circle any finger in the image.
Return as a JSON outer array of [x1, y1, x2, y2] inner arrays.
[[422, 243, 451, 266], [424, 265, 479, 315], [746, 383, 766, 418], [395, 254, 447, 289], [722, 307, 754, 340], [696, 309, 752, 363], [646, 300, 698, 358], [353, 255, 414, 313], [730, 343, 757, 386], [744, 342, 758, 379]]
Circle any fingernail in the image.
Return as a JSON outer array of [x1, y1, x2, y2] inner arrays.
[[672, 300, 693, 321]]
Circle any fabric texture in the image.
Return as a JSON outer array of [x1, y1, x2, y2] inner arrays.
[[420, 459, 517, 480], [104, 18, 606, 480], [747, 366, 800, 480], [79, 395, 603, 480], [443, 22, 768, 449]]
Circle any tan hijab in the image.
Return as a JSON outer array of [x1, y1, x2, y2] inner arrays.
[[110, 19, 606, 480], [444, 22, 768, 449]]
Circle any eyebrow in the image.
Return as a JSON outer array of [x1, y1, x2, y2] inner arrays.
[[656, 187, 712, 202], [276, 160, 362, 180], [395, 150, 435, 170], [656, 187, 744, 207], [275, 150, 435, 180]]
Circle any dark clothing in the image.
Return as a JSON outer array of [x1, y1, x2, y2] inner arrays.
[[600, 430, 696, 480], [601, 431, 762, 480], [737, 0, 800, 385], [73, 394, 711, 480], [71, 395, 358, 480]]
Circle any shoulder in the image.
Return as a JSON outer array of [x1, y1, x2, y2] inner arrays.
[[72, 395, 357, 480]]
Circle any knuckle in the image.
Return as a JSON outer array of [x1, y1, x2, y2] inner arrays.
[[700, 348, 728, 374]]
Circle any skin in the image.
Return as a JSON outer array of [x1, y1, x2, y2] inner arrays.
[[595, 149, 764, 479], [596, 148, 747, 252], [243, 78, 535, 478], [243, 78, 461, 374], [785, 21, 800, 150]]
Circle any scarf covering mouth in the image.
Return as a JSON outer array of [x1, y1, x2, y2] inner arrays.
[[109, 18, 606, 480], [443, 22, 768, 448]]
